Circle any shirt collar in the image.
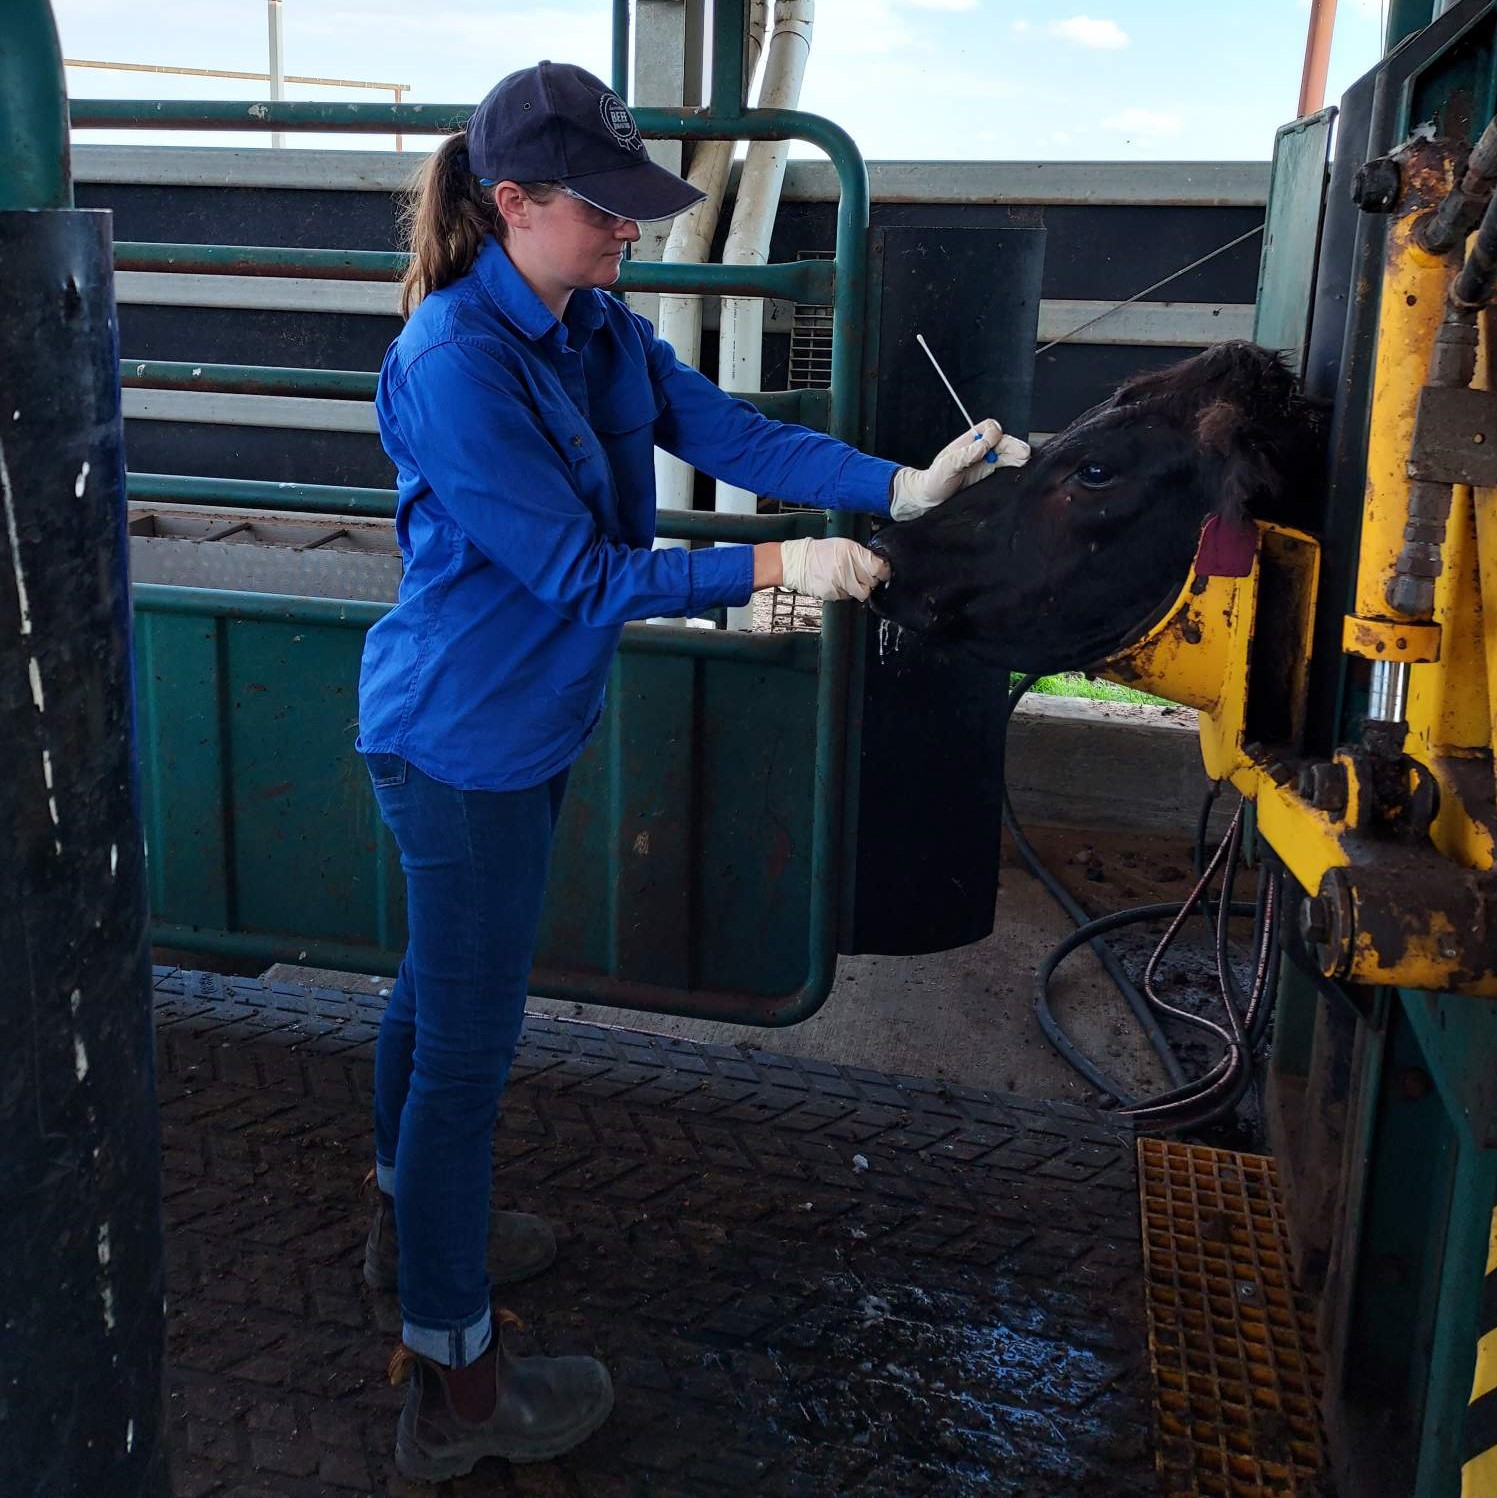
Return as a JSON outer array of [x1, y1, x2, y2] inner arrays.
[[475, 236, 607, 350]]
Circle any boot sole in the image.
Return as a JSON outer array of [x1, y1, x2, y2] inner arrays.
[[363, 1235, 558, 1294], [393, 1379, 614, 1481]]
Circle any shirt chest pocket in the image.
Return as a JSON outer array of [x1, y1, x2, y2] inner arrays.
[[588, 384, 661, 443]]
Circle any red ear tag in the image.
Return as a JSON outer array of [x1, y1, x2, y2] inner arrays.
[[1193, 513, 1258, 578]]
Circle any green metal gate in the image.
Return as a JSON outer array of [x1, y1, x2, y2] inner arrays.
[[72, 0, 876, 1024]]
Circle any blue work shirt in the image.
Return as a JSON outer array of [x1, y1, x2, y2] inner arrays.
[[358, 236, 897, 791]]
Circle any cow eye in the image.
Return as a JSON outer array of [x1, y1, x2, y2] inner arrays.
[[1074, 462, 1114, 489]]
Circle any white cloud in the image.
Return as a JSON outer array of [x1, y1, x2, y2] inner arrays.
[[1012, 18, 1030, 31], [900, 0, 981, 10], [1101, 107, 1183, 139], [1049, 15, 1129, 49]]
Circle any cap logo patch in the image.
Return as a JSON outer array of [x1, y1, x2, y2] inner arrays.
[[599, 92, 643, 152]]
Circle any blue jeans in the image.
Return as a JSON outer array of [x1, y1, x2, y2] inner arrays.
[[365, 753, 569, 1367]]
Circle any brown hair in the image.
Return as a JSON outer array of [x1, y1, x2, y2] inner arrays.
[[398, 129, 559, 318]]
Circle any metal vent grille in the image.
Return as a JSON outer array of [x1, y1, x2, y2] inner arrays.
[[1138, 1138, 1329, 1496], [787, 250, 836, 392]]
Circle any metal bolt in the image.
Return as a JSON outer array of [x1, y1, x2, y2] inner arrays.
[[1299, 895, 1330, 945], [1308, 761, 1348, 818], [1351, 156, 1401, 213], [1400, 1067, 1432, 1101]]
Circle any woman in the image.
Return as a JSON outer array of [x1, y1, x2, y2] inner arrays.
[[359, 60, 1025, 1482]]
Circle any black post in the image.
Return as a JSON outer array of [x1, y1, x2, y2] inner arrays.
[[0, 206, 170, 1493]]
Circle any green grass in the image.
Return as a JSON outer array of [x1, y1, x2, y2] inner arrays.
[[1015, 672, 1172, 706]]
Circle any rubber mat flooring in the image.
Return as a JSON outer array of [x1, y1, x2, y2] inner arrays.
[[154, 969, 1156, 1498]]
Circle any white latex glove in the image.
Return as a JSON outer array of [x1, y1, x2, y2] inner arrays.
[[780, 536, 890, 602], [888, 418, 1031, 521]]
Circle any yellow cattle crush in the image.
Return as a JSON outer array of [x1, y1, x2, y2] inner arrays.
[[1139, 1138, 1328, 1496]]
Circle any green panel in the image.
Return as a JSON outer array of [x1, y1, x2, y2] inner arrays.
[[694, 650, 819, 995], [534, 635, 821, 1008], [1269, 958, 1322, 1079], [1254, 109, 1334, 377], [134, 585, 832, 1021], [1345, 1004, 1455, 1425], [1400, 991, 1497, 1498], [221, 619, 375, 944], [607, 654, 697, 989], [133, 610, 229, 929]]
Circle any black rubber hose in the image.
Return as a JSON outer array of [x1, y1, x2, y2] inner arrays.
[[1450, 185, 1497, 311], [1420, 115, 1497, 257], [1008, 675, 1283, 1133], [1032, 898, 1258, 1107], [1006, 674, 1188, 1091]]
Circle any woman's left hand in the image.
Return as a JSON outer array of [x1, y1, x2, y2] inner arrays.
[[888, 419, 1030, 521]]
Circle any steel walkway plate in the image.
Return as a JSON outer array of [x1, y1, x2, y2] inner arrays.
[[1139, 1138, 1329, 1497], [153, 968, 1156, 1496]]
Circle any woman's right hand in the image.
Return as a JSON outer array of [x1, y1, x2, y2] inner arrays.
[[761, 537, 890, 602]]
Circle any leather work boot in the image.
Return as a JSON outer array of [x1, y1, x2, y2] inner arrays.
[[389, 1313, 613, 1480], [362, 1174, 557, 1293]]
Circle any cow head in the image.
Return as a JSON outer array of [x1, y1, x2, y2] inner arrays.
[[870, 341, 1326, 671]]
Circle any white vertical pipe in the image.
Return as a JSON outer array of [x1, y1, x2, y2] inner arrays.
[[653, 0, 767, 543], [716, 0, 813, 628], [267, 0, 285, 150]]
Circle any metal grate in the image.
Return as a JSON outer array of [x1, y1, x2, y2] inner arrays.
[[1138, 1138, 1330, 1497]]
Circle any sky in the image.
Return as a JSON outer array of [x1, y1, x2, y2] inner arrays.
[[53, 0, 1389, 161]]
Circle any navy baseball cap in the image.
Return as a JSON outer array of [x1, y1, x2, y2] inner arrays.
[[467, 61, 706, 223]]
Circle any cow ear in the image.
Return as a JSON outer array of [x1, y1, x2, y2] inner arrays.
[[1195, 400, 1280, 522]]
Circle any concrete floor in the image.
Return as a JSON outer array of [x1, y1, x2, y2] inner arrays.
[[267, 821, 1209, 1109]]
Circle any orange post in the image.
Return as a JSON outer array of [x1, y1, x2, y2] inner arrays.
[[1298, 0, 1339, 117]]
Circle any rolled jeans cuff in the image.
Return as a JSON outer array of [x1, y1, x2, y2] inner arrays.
[[403, 1304, 492, 1368]]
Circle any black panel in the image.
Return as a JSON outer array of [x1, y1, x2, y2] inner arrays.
[[1031, 342, 1186, 435], [845, 224, 1045, 957], [769, 200, 1264, 301], [116, 303, 402, 373], [77, 181, 404, 251], [124, 419, 395, 489]]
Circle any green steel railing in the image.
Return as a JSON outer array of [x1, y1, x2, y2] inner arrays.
[[1, 0, 71, 209], [114, 239, 835, 302], [83, 0, 872, 1020], [120, 357, 829, 426], [126, 472, 826, 540], [82, 103, 866, 436]]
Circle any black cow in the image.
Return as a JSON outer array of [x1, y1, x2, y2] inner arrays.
[[870, 341, 1326, 672]]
